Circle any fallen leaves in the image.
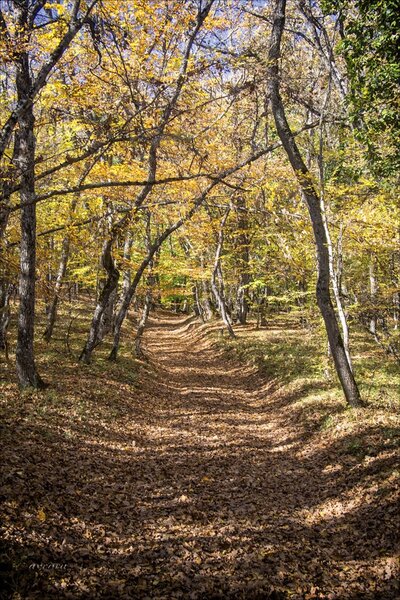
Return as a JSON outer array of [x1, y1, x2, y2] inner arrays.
[[0, 313, 399, 599], [37, 508, 46, 522]]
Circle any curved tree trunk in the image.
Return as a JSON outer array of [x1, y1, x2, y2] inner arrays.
[[211, 209, 236, 338], [109, 224, 176, 361], [43, 237, 70, 342], [268, 0, 362, 407], [79, 237, 120, 363]]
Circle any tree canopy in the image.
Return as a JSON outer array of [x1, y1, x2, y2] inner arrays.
[[0, 0, 398, 398]]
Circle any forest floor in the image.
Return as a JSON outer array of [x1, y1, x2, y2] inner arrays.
[[0, 309, 399, 599]]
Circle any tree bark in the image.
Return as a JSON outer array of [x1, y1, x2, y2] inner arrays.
[[43, 237, 70, 342], [15, 18, 45, 388], [120, 232, 133, 307], [369, 255, 378, 336], [0, 282, 11, 355], [79, 236, 120, 363], [234, 195, 251, 324], [109, 222, 180, 361], [320, 193, 353, 371], [316, 86, 354, 371], [211, 209, 236, 338], [134, 287, 152, 359], [268, 0, 362, 406]]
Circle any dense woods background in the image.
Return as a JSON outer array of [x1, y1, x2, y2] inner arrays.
[[0, 0, 399, 598]]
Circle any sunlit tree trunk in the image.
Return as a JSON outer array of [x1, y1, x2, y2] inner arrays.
[[119, 231, 133, 309], [211, 209, 235, 338], [320, 198, 353, 371], [390, 245, 399, 330], [133, 212, 154, 359], [43, 237, 70, 342], [234, 195, 251, 325], [369, 254, 377, 336], [268, 0, 362, 407]]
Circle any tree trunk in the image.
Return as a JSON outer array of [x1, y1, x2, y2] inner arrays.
[[134, 287, 152, 359], [202, 281, 213, 320], [211, 209, 236, 338], [317, 89, 354, 371], [235, 195, 251, 324], [0, 282, 11, 356], [193, 283, 205, 321], [119, 231, 133, 309], [98, 287, 117, 342], [15, 34, 45, 388], [109, 186, 214, 360], [369, 255, 378, 336], [320, 197, 353, 370], [79, 237, 120, 363], [43, 237, 70, 342], [268, 0, 362, 407], [257, 289, 268, 328], [390, 249, 399, 330]]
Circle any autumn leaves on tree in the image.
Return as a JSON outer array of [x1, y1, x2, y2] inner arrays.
[[0, 0, 398, 403]]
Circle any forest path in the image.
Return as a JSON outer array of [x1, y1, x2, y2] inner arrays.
[[122, 312, 395, 598], [2, 313, 397, 599]]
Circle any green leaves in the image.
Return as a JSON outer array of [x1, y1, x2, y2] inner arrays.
[[324, 0, 400, 176]]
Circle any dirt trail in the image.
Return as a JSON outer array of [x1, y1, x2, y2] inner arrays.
[[1, 313, 398, 599], [126, 313, 397, 599]]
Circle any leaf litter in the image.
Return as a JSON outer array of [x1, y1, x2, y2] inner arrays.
[[0, 312, 399, 599]]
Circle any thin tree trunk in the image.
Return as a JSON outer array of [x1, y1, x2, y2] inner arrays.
[[109, 225, 174, 360], [268, 0, 362, 407], [317, 87, 353, 371], [0, 282, 11, 355], [134, 287, 152, 359], [390, 249, 399, 330], [15, 23, 45, 388], [257, 289, 268, 328], [200, 256, 213, 320], [320, 198, 353, 370], [79, 236, 120, 363], [43, 237, 70, 342], [369, 255, 377, 336], [133, 212, 154, 359], [193, 283, 205, 321], [120, 231, 133, 305], [235, 195, 251, 324], [211, 209, 236, 338]]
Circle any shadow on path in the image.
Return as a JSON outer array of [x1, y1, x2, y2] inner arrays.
[[0, 314, 399, 599]]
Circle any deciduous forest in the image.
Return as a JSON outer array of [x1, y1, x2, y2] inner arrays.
[[0, 0, 399, 598]]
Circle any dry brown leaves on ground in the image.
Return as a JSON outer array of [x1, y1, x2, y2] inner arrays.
[[0, 313, 399, 599]]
